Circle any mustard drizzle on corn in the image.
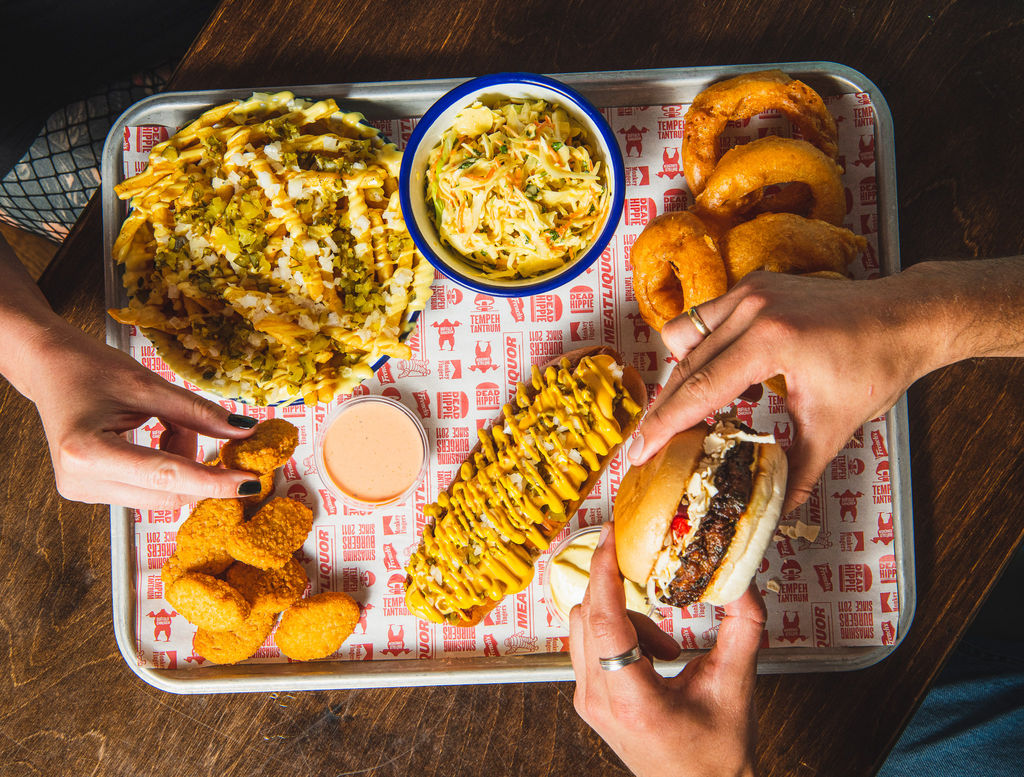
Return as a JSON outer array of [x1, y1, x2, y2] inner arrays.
[[404, 354, 641, 624]]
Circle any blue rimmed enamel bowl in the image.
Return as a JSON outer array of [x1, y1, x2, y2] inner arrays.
[[399, 72, 625, 297]]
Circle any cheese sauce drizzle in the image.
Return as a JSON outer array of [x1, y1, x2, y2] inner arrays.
[[404, 354, 641, 624]]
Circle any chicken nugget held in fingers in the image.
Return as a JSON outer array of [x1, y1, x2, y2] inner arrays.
[[225, 497, 314, 570], [220, 419, 299, 475], [274, 592, 360, 661]]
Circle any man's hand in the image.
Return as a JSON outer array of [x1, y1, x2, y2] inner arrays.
[[569, 523, 763, 777], [628, 270, 944, 513]]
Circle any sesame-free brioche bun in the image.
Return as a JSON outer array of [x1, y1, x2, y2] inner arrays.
[[613, 425, 787, 606]]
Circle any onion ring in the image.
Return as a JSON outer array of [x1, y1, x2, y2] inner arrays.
[[631, 210, 728, 330], [720, 213, 867, 285], [682, 70, 839, 196], [695, 136, 846, 225]]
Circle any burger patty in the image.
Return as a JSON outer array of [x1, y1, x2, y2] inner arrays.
[[664, 440, 755, 606]]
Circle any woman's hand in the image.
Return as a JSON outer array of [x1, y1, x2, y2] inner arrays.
[[21, 319, 262, 509], [569, 523, 763, 777], [628, 270, 948, 513]]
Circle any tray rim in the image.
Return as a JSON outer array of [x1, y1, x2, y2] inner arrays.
[[101, 60, 913, 694]]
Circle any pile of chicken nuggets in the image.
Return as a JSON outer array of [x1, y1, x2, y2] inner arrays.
[[162, 419, 359, 664]]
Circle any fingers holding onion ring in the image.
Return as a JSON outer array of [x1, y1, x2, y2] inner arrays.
[[682, 70, 839, 196], [695, 136, 846, 225], [631, 211, 729, 330]]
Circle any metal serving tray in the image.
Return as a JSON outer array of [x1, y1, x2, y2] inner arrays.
[[102, 62, 913, 693]]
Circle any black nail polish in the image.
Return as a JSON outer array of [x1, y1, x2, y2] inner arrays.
[[228, 413, 257, 429], [237, 480, 262, 496]]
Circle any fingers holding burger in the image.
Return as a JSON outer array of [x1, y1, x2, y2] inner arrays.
[[615, 419, 787, 609]]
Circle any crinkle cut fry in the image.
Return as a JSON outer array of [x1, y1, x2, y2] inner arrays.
[[109, 91, 433, 405]]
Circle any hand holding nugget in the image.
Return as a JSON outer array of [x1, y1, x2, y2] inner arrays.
[[0, 239, 264, 510], [569, 524, 763, 777]]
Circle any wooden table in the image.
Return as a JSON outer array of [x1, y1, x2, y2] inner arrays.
[[3, 1, 1024, 775]]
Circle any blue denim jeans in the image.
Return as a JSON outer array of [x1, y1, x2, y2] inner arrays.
[[878, 636, 1024, 776]]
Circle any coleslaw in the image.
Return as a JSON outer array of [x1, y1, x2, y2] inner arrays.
[[424, 98, 610, 279]]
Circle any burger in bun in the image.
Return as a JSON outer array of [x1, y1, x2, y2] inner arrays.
[[614, 418, 787, 607]]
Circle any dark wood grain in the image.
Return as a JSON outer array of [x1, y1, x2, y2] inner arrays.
[[2, 1, 1023, 775]]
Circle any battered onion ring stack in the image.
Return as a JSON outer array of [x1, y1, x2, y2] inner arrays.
[[632, 70, 867, 336]]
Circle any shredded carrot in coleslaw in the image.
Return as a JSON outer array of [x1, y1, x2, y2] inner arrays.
[[425, 99, 610, 280]]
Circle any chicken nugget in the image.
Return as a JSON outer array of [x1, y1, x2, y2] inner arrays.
[[193, 610, 276, 665], [274, 592, 359, 661], [166, 572, 250, 631], [225, 558, 308, 614], [220, 419, 299, 475], [161, 498, 246, 587], [176, 497, 244, 562], [225, 497, 314, 570]]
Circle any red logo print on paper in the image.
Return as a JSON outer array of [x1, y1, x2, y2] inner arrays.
[[780, 559, 802, 581], [618, 125, 649, 157], [417, 620, 433, 660], [437, 391, 469, 419], [728, 399, 757, 427], [530, 295, 563, 323], [812, 603, 833, 647], [839, 563, 873, 592], [146, 609, 177, 642], [772, 422, 792, 450], [136, 125, 169, 152], [571, 320, 597, 342], [625, 312, 651, 343], [476, 382, 501, 411], [663, 188, 689, 212], [872, 512, 894, 545], [832, 489, 863, 522], [569, 285, 594, 314], [355, 603, 373, 634], [437, 359, 462, 380], [397, 360, 430, 379], [852, 135, 875, 167], [381, 543, 401, 571], [431, 319, 461, 350], [625, 197, 656, 226], [881, 621, 896, 645], [814, 563, 834, 592], [859, 176, 877, 207], [507, 298, 526, 322], [625, 166, 650, 186], [657, 147, 683, 179], [504, 631, 539, 655], [777, 611, 808, 643], [870, 429, 888, 458], [412, 390, 431, 418], [469, 342, 500, 373], [381, 624, 412, 656], [879, 554, 898, 585]]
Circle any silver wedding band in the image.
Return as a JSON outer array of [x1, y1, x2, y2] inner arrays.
[[686, 306, 712, 337], [599, 644, 644, 672]]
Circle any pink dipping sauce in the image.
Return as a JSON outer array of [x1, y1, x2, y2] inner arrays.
[[320, 399, 426, 504]]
